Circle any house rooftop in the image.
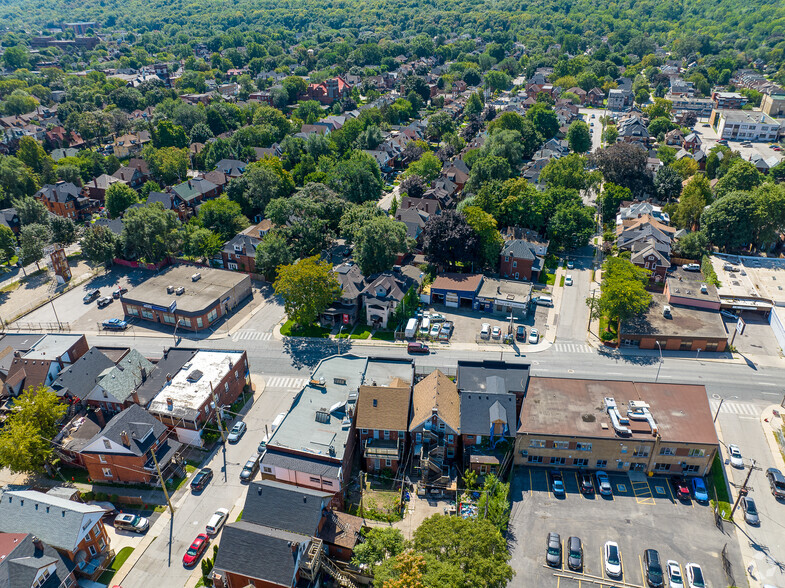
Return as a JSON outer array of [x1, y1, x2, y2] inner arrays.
[[460, 390, 517, 437], [23, 334, 84, 361], [520, 377, 718, 445], [147, 350, 245, 420], [356, 381, 412, 432], [621, 293, 727, 340], [242, 480, 331, 536], [456, 360, 531, 394], [134, 348, 197, 406], [431, 273, 483, 292]]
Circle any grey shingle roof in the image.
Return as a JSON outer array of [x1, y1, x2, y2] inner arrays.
[[222, 233, 260, 256], [260, 449, 341, 479], [501, 240, 537, 261], [213, 522, 305, 586], [460, 391, 516, 437], [87, 404, 168, 457], [51, 347, 115, 398], [85, 349, 154, 404], [0, 534, 75, 588], [242, 480, 331, 536]]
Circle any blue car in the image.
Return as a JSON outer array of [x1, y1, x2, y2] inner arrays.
[[691, 477, 709, 502], [101, 318, 128, 330], [550, 470, 566, 496]]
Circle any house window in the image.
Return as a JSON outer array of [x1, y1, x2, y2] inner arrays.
[[103, 440, 111, 449], [620, 445, 628, 454], [575, 442, 592, 452], [596, 459, 608, 468], [384, 430, 390, 440], [530, 439, 545, 448], [447, 448, 454, 458], [549, 456, 566, 465], [88, 545, 97, 556], [574, 458, 589, 466], [309, 476, 320, 483], [235, 371, 239, 380], [99, 455, 107, 463], [527, 455, 543, 463], [683, 464, 700, 473], [361, 429, 368, 435], [438, 422, 445, 431], [554, 441, 569, 450], [207, 309, 218, 323], [513, 261, 517, 268], [504, 256, 509, 262], [654, 463, 671, 472], [633, 446, 650, 458], [385, 459, 392, 467], [447, 434, 454, 443], [262, 466, 273, 474], [688, 448, 705, 458], [102, 468, 112, 477], [659, 447, 675, 456], [323, 480, 333, 486]]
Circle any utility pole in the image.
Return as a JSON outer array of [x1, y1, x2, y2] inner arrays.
[[150, 446, 174, 515], [713, 398, 724, 423], [213, 388, 228, 482], [730, 459, 758, 518], [586, 289, 596, 332]]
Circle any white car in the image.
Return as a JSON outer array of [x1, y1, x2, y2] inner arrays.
[[205, 508, 230, 535], [728, 444, 744, 468], [480, 323, 491, 339], [491, 326, 502, 339], [596, 471, 612, 495], [528, 328, 539, 344], [667, 560, 684, 586], [685, 563, 705, 588], [429, 323, 441, 338], [565, 275, 573, 286], [604, 541, 622, 578]]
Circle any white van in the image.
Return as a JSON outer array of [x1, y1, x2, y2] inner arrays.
[[419, 317, 431, 336], [271, 412, 286, 432], [405, 318, 418, 339], [536, 296, 553, 307]]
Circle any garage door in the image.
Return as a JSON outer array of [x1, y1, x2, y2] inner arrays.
[[445, 293, 459, 308]]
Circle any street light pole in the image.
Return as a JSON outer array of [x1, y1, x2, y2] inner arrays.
[[655, 341, 663, 382], [337, 325, 344, 355]]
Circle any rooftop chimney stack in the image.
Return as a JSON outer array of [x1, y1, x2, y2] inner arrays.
[[120, 430, 130, 446]]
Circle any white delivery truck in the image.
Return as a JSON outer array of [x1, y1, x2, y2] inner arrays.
[[405, 318, 418, 339]]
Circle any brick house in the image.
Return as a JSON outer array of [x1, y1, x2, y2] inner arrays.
[[304, 76, 352, 105], [321, 262, 367, 326], [221, 233, 260, 273], [80, 404, 182, 484], [410, 370, 460, 463], [85, 174, 122, 202], [499, 229, 549, 281], [0, 490, 111, 579], [356, 379, 412, 474], [0, 533, 78, 588], [586, 87, 605, 107], [170, 178, 220, 210], [112, 166, 145, 189], [35, 182, 98, 221]]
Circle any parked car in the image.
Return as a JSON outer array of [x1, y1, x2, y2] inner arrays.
[[644, 549, 664, 587], [596, 471, 612, 496], [271, 412, 286, 432], [671, 477, 691, 500], [240, 455, 260, 483], [112, 287, 128, 298], [682, 263, 701, 272], [691, 478, 709, 502], [227, 421, 247, 443], [550, 470, 565, 496], [667, 560, 684, 587], [565, 275, 573, 286], [741, 496, 760, 525], [720, 310, 738, 320], [438, 321, 453, 340], [535, 296, 553, 307], [728, 444, 744, 468], [83, 290, 100, 303], [190, 467, 213, 492], [685, 562, 705, 588], [480, 323, 491, 339], [491, 326, 502, 339], [723, 264, 740, 272], [567, 260, 575, 269], [515, 325, 526, 342], [604, 541, 622, 578], [419, 317, 431, 336], [102, 318, 128, 331], [567, 536, 582, 571], [766, 467, 785, 499], [428, 313, 446, 323], [528, 328, 540, 344], [97, 296, 113, 308], [183, 533, 209, 567], [114, 513, 149, 533], [546, 532, 561, 567], [205, 508, 230, 535], [579, 471, 594, 494], [258, 434, 270, 453], [407, 341, 430, 354], [429, 323, 441, 338]]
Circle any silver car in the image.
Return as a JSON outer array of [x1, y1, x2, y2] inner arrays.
[[741, 496, 760, 525]]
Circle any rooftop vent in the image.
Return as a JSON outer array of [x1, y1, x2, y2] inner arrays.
[[186, 369, 203, 382], [175, 286, 185, 295], [191, 273, 201, 282], [315, 409, 330, 424], [167, 285, 174, 294], [166, 397, 174, 410]]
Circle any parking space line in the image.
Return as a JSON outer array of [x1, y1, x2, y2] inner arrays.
[[562, 539, 565, 571], [638, 555, 646, 587], [619, 548, 624, 580], [529, 469, 533, 497], [663, 479, 675, 502], [631, 481, 655, 505]]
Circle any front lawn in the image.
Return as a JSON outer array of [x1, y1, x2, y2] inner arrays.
[[598, 315, 618, 342], [708, 453, 732, 520], [98, 546, 134, 584], [280, 319, 330, 338], [372, 329, 396, 341]]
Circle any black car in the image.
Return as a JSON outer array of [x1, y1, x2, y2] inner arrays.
[[515, 325, 526, 342], [579, 471, 594, 494], [546, 532, 561, 567], [190, 467, 213, 492], [644, 549, 664, 588], [83, 290, 100, 303], [113, 286, 128, 299], [567, 536, 582, 571], [240, 455, 260, 483]]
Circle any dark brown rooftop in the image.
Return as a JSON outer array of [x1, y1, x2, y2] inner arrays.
[[520, 377, 718, 445]]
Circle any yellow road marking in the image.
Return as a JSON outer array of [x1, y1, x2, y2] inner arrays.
[[529, 469, 533, 496], [639, 554, 646, 586]]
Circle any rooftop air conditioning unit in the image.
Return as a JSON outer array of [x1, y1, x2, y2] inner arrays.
[[167, 285, 174, 294], [191, 273, 201, 281], [176, 286, 185, 295]]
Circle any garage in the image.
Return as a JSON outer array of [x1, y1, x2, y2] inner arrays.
[[429, 273, 483, 312]]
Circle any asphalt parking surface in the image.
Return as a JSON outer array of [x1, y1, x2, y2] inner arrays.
[[507, 466, 745, 588], [419, 303, 549, 346]]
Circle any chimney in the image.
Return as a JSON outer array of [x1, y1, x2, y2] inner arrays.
[[166, 397, 174, 410], [32, 536, 43, 552], [94, 178, 98, 188], [120, 430, 130, 446], [95, 407, 106, 428]]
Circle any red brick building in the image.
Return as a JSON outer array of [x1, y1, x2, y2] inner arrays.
[[356, 380, 412, 474], [35, 182, 98, 221], [304, 76, 351, 105]]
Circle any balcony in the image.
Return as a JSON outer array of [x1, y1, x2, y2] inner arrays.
[[363, 438, 401, 461], [299, 537, 323, 580]]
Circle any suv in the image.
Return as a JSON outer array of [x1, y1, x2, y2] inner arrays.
[[407, 342, 430, 354], [240, 455, 260, 483], [579, 471, 594, 494], [480, 323, 491, 339], [114, 513, 150, 533], [767, 467, 785, 499], [644, 549, 664, 587], [190, 467, 213, 492], [515, 325, 526, 341], [546, 532, 561, 567], [83, 290, 100, 303], [97, 296, 113, 308]]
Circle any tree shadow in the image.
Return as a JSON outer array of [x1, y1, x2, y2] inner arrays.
[[282, 337, 339, 369], [596, 347, 660, 365]]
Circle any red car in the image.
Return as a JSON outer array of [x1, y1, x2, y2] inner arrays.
[[671, 477, 691, 500], [183, 533, 209, 567]]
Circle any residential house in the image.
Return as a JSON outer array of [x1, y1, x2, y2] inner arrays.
[[362, 269, 418, 328], [0, 533, 78, 588], [586, 87, 605, 107], [171, 178, 220, 210], [212, 480, 362, 588], [35, 182, 97, 221], [0, 207, 20, 236], [322, 262, 367, 326], [86, 174, 122, 202], [112, 166, 145, 189], [45, 126, 84, 150], [683, 132, 702, 153], [459, 383, 517, 476], [79, 349, 154, 414], [221, 232, 261, 273], [442, 159, 470, 190], [356, 379, 412, 474], [664, 129, 684, 146], [630, 241, 671, 282], [410, 370, 460, 489], [214, 159, 247, 178], [79, 403, 182, 484], [456, 359, 529, 432], [146, 191, 189, 220], [50, 148, 79, 161], [500, 234, 548, 282], [617, 201, 670, 226], [112, 132, 150, 158], [566, 87, 587, 103], [0, 490, 111, 579], [4, 335, 88, 398], [304, 76, 351, 105], [617, 115, 651, 144], [395, 206, 429, 240], [49, 346, 117, 401], [607, 88, 634, 110], [199, 169, 230, 193]]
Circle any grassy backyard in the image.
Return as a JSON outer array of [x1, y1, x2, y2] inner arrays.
[[97, 546, 134, 584], [280, 319, 330, 338]]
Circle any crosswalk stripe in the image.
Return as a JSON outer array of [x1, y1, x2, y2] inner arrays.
[[709, 400, 758, 416], [265, 376, 308, 389], [554, 343, 592, 353], [233, 330, 272, 341]]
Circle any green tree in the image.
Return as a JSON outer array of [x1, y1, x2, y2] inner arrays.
[[464, 92, 483, 117], [154, 120, 189, 149], [402, 151, 442, 183], [13, 196, 49, 226], [351, 528, 406, 576], [80, 224, 119, 266], [121, 202, 181, 262], [198, 197, 249, 240], [189, 122, 214, 144], [139, 180, 162, 199], [56, 164, 82, 186], [50, 215, 77, 246], [16, 137, 50, 174], [644, 97, 673, 119], [602, 125, 619, 144], [0, 224, 15, 264], [425, 111, 455, 141], [465, 155, 511, 194], [2, 46, 30, 71], [0, 385, 67, 473], [105, 182, 139, 219], [254, 230, 293, 281], [475, 474, 511, 533], [593, 257, 651, 333], [673, 175, 712, 229], [525, 103, 559, 140], [327, 151, 383, 204], [463, 206, 503, 269], [282, 76, 308, 103], [4, 89, 38, 115], [423, 210, 478, 271], [540, 154, 596, 191], [484, 70, 511, 92], [19, 223, 51, 268], [274, 256, 341, 326], [714, 159, 763, 198], [143, 145, 189, 185], [598, 183, 632, 224], [339, 201, 386, 243], [355, 216, 408, 275], [481, 130, 526, 169], [294, 100, 322, 124], [566, 120, 592, 153], [227, 157, 295, 217], [675, 230, 709, 259], [183, 226, 223, 264], [547, 202, 595, 250], [654, 165, 683, 202]]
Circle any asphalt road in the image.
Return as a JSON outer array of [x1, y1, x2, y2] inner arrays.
[[556, 254, 595, 344]]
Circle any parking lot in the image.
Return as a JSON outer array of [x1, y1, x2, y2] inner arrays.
[[508, 466, 744, 588], [415, 301, 550, 346]]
